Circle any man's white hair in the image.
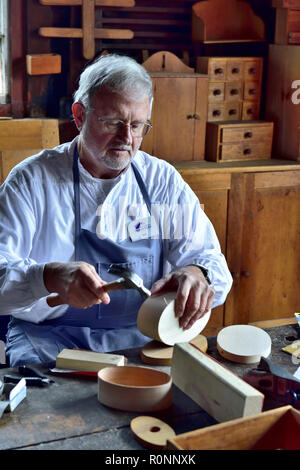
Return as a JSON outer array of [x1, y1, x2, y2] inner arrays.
[[73, 54, 153, 114]]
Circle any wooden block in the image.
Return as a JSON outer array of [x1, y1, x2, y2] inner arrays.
[[131, 416, 176, 450], [0, 119, 59, 151], [282, 340, 300, 358], [171, 343, 264, 423], [26, 54, 61, 75], [56, 348, 126, 372], [167, 405, 300, 450], [142, 51, 194, 73]]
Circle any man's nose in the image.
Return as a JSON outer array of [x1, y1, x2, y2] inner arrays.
[[118, 123, 133, 144]]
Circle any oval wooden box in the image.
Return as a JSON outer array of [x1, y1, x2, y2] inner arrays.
[[98, 366, 172, 412], [137, 292, 211, 346]]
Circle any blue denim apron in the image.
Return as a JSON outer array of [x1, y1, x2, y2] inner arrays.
[[9, 146, 163, 363]]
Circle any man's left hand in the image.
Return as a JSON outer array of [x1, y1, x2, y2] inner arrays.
[[150, 265, 215, 330]]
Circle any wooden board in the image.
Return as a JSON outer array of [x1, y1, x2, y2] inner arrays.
[[140, 334, 208, 366], [171, 342, 264, 423], [56, 349, 126, 372]]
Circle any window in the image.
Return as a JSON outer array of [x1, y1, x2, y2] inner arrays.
[[0, 0, 10, 104]]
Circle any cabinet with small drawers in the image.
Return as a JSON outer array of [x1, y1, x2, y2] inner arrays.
[[205, 121, 274, 162], [196, 57, 263, 122]]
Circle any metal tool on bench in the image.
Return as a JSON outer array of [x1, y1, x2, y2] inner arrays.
[[3, 365, 55, 387]]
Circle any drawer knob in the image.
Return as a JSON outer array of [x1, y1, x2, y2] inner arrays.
[[212, 110, 221, 116], [231, 67, 240, 74], [213, 89, 222, 95], [228, 109, 237, 115], [248, 67, 256, 75], [247, 108, 254, 115], [230, 89, 239, 95], [249, 88, 256, 95], [214, 68, 224, 74], [241, 270, 251, 278], [244, 131, 253, 138], [193, 114, 201, 120], [243, 148, 252, 155], [186, 114, 194, 119], [186, 114, 201, 120]]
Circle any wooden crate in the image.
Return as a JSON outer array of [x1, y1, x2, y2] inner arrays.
[[167, 405, 300, 450], [205, 121, 274, 162], [0, 119, 59, 182]]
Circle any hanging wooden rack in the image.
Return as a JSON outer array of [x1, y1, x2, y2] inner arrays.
[[38, 0, 135, 59]]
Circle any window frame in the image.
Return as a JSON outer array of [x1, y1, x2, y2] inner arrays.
[[0, 0, 10, 104]]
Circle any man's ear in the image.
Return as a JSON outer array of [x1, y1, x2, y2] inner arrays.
[[72, 102, 86, 131]]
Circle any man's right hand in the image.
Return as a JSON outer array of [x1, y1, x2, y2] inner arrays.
[[43, 261, 111, 309]]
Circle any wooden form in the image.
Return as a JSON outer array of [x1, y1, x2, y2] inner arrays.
[[171, 342, 264, 423], [265, 44, 300, 161], [196, 57, 263, 123], [38, 0, 135, 59], [137, 292, 211, 346], [191, 0, 265, 43], [167, 405, 300, 450], [205, 121, 274, 162], [26, 53, 61, 75], [142, 51, 194, 73], [0, 119, 59, 183]]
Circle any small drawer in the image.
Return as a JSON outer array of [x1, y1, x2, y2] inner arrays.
[[208, 82, 225, 102], [226, 60, 244, 81], [208, 102, 225, 121], [208, 59, 227, 81], [221, 124, 273, 143], [219, 141, 272, 161], [244, 60, 262, 81], [242, 101, 260, 120], [224, 81, 243, 101], [224, 102, 241, 121], [243, 81, 261, 100]]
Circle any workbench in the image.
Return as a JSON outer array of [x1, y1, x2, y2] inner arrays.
[[0, 324, 299, 451]]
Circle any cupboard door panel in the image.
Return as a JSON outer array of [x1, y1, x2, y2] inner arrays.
[[237, 172, 300, 323]]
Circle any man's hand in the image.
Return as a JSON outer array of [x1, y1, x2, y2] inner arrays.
[[150, 265, 215, 330], [44, 261, 111, 308]]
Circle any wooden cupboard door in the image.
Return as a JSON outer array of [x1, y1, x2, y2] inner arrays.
[[141, 75, 207, 162], [228, 171, 300, 324], [180, 171, 231, 333]]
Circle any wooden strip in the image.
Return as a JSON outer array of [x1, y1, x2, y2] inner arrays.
[[171, 343, 264, 423], [39, 27, 134, 39], [254, 170, 300, 189], [39, 0, 135, 6], [82, 0, 95, 59]]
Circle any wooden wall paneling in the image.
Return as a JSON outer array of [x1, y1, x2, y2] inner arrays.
[[265, 45, 300, 161], [236, 171, 300, 324], [178, 171, 231, 333], [274, 8, 300, 44]]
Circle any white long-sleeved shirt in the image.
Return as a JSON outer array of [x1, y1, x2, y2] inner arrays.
[[0, 137, 232, 323]]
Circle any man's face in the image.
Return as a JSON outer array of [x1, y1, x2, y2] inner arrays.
[[75, 88, 151, 177]]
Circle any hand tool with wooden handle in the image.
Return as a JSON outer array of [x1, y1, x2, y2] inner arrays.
[[46, 265, 151, 307]]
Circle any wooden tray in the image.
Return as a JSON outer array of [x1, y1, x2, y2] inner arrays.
[[167, 405, 300, 450]]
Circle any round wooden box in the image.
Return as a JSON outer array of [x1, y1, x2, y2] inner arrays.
[[98, 365, 172, 412]]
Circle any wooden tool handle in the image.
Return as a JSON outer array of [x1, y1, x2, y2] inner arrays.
[[46, 279, 126, 307]]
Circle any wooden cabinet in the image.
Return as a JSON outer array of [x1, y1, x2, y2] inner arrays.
[[175, 160, 300, 334], [141, 73, 208, 162], [196, 57, 263, 123], [205, 121, 274, 162]]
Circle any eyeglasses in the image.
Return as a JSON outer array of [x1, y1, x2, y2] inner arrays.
[[92, 113, 152, 138]]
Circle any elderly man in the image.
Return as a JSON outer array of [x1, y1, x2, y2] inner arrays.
[[0, 54, 232, 366]]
